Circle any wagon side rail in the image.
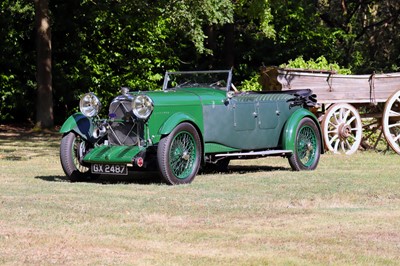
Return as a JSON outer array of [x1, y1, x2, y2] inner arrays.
[[260, 67, 400, 104]]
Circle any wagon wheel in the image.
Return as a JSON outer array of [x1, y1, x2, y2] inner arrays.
[[322, 103, 363, 155], [382, 90, 400, 155]]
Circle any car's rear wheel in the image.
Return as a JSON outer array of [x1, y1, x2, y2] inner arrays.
[[60, 132, 95, 181], [157, 123, 201, 185], [288, 117, 321, 171]]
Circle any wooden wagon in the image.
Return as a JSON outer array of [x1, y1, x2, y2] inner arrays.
[[260, 67, 400, 155]]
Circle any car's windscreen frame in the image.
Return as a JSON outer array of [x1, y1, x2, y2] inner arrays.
[[162, 70, 233, 92]]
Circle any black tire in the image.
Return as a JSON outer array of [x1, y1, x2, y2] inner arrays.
[[60, 132, 95, 182], [288, 117, 321, 171], [157, 123, 202, 185]]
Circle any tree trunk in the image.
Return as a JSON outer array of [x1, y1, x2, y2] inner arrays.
[[204, 25, 217, 68], [34, 0, 53, 129], [223, 23, 234, 68]]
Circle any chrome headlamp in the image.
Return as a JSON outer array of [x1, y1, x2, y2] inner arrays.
[[79, 92, 102, 118], [132, 95, 154, 120]]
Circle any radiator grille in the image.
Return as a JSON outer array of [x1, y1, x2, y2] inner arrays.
[[108, 100, 143, 145]]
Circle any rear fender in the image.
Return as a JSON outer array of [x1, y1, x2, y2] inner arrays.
[[60, 113, 95, 141], [282, 109, 324, 153]]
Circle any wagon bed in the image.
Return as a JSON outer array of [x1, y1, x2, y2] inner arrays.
[[261, 67, 400, 155], [275, 69, 400, 104]]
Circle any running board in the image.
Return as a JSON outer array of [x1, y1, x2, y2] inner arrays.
[[215, 150, 292, 158]]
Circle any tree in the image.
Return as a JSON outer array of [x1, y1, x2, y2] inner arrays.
[[317, 0, 400, 72], [0, 0, 36, 123], [164, 0, 275, 71], [34, 0, 53, 129], [1, 0, 399, 125]]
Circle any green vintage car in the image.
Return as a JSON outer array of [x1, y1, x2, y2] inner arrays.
[[60, 70, 323, 185]]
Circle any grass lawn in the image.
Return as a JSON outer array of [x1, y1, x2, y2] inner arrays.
[[0, 126, 399, 265]]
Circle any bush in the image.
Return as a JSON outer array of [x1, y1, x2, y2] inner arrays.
[[280, 56, 352, 74], [238, 72, 262, 91]]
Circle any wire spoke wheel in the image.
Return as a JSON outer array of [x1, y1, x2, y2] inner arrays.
[[297, 125, 317, 167], [322, 103, 362, 155], [169, 131, 196, 179], [157, 123, 201, 185], [383, 90, 400, 155], [288, 117, 321, 171], [74, 138, 89, 173], [60, 132, 94, 181]]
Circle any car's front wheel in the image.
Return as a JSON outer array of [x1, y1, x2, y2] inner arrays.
[[157, 123, 202, 185], [288, 117, 321, 171], [60, 132, 95, 181]]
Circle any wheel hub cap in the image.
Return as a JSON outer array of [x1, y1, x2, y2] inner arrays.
[[182, 151, 190, 161], [307, 142, 313, 151], [338, 123, 351, 139]]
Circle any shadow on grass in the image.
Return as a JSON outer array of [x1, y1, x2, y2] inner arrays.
[[35, 165, 288, 185], [0, 128, 60, 152], [200, 165, 289, 175], [35, 171, 163, 185]]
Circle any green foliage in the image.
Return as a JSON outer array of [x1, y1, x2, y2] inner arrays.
[[1, 0, 400, 124], [166, 0, 234, 54], [0, 0, 35, 122], [316, 0, 400, 73], [235, 0, 275, 39], [50, 1, 183, 119], [280, 56, 352, 74], [0, 74, 16, 121], [271, 0, 337, 61], [238, 72, 262, 91]]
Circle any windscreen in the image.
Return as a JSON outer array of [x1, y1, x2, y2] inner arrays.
[[162, 70, 232, 91]]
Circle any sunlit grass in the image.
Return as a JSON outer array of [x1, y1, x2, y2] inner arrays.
[[0, 131, 399, 265]]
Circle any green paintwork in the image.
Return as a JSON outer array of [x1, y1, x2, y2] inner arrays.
[[281, 108, 322, 152], [202, 92, 298, 150], [61, 72, 322, 170], [204, 143, 240, 153], [138, 89, 205, 144], [59, 113, 94, 141], [69, 89, 319, 159], [81, 88, 209, 164], [83, 145, 144, 163], [158, 112, 198, 136], [59, 69, 324, 181], [144, 89, 205, 106]]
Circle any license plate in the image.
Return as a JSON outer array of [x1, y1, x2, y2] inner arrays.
[[91, 164, 128, 175]]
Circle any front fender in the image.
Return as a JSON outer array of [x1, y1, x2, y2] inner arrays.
[[158, 112, 200, 136], [282, 109, 324, 153], [60, 113, 94, 141]]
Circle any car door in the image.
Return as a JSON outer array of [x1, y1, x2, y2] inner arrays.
[[232, 96, 281, 149], [203, 94, 282, 150]]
